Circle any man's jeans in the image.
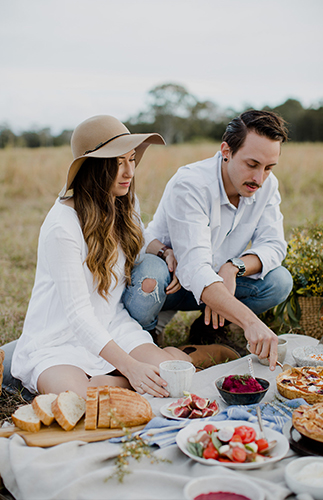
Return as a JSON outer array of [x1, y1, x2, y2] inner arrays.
[[121, 254, 293, 331]]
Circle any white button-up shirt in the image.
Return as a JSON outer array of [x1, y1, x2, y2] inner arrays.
[[144, 151, 287, 304]]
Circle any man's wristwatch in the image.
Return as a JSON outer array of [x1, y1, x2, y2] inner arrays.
[[226, 257, 246, 277], [157, 245, 171, 260]]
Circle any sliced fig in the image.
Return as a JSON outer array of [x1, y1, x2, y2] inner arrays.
[[173, 406, 192, 418], [201, 407, 216, 417], [190, 394, 210, 410], [207, 400, 219, 414], [189, 409, 204, 419]]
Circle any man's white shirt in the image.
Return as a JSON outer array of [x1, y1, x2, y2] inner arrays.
[[144, 152, 287, 304]]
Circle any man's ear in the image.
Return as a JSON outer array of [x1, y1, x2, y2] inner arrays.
[[220, 141, 231, 159]]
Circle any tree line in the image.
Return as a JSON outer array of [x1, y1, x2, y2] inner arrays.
[[1, 83, 323, 148]]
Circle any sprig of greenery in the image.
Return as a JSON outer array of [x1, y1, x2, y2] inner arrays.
[[105, 412, 171, 483]]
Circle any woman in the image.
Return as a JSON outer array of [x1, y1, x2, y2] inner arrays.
[[10, 115, 190, 399]]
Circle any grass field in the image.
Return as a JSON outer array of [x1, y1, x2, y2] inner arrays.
[[1, 141, 322, 345]]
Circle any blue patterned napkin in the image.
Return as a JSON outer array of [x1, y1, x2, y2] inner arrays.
[[109, 398, 307, 448]]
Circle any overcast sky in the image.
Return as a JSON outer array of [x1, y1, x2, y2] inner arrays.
[[1, 0, 322, 134]]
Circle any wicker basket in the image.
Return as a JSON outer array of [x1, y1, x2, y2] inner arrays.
[[298, 296, 323, 340]]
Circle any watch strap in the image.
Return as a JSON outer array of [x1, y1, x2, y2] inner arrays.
[[157, 245, 171, 260]]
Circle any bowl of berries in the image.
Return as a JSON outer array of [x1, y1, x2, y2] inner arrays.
[[215, 374, 269, 405]]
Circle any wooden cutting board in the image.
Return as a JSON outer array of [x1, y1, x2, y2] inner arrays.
[[0, 417, 148, 447]]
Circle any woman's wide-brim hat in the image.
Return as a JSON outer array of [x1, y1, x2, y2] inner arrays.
[[59, 115, 165, 198]]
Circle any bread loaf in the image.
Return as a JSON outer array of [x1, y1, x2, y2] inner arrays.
[[32, 393, 57, 425], [109, 387, 153, 428], [97, 386, 110, 428], [12, 404, 41, 433], [51, 390, 86, 431], [84, 387, 99, 430]]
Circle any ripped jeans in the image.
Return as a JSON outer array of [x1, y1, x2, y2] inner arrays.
[[121, 254, 293, 331]]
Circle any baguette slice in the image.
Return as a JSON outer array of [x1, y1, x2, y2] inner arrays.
[[109, 387, 153, 428], [51, 390, 86, 431], [32, 393, 57, 425], [12, 404, 41, 433], [97, 387, 110, 428], [84, 387, 99, 430]]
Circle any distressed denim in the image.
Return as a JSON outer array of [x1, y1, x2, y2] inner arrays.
[[122, 254, 293, 330]]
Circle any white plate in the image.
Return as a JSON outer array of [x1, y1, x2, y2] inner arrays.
[[160, 402, 219, 421], [176, 419, 290, 469]]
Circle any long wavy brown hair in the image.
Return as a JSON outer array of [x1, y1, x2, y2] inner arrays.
[[73, 157, 144, 298]]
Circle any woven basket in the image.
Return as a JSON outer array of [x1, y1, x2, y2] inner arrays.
[[298, 296, 323, 340]]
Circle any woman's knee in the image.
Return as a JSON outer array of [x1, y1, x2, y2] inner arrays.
[[132, 254, 171, 288]]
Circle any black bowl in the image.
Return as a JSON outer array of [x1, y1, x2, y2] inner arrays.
[[215, 376, 270, 405]]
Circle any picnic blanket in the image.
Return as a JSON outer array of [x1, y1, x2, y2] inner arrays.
[[111, 397, 307, 448]]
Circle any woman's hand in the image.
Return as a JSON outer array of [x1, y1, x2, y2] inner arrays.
[[164, 249, 181, 294], [124, 358, 169, 397]]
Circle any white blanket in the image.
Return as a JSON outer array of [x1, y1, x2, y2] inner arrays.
[[0, 334, 318, 500]]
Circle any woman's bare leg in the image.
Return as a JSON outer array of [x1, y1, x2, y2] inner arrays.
[[37, 365, 130, 399], [129, 343, 191, 367]]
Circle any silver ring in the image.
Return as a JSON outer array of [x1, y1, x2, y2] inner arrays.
[[139, 382, 144, 389]]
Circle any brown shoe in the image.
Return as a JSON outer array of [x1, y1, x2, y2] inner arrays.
[[179, 344, 240, 370]]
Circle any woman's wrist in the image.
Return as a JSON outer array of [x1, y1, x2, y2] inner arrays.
[[157, 245, 171, 261]]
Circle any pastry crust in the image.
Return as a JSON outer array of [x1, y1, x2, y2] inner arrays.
[[293, 403, 323, 442], [276, 366, 323, 404]]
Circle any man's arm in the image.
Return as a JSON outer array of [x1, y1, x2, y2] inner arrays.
[[201, 281, 278, 370]]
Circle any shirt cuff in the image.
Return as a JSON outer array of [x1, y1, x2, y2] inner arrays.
[[190, 266, 224, 304]]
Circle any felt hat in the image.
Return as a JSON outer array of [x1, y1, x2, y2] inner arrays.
[[59, 115, 165, 197]]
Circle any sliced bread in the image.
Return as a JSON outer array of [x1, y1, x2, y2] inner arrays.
[[109, 387, 153, 428], [32, 393, 57, 425], [12, 404, 41, 433], [97, 386, 110, 428], [84, 386, 99, 430], [51, 390, 86, 431]]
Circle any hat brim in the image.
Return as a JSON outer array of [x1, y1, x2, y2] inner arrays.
[[59, 132, 165, 198]]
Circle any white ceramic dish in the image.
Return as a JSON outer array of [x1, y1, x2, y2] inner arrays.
[[184, 474, 265, 500], [176, 419, 289, 469], [159, 402, 212, 421], [285, 456, 323, 499], [292, 344, 323, 367]]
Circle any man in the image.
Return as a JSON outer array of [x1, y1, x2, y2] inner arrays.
[[123, 110, 293, 370]]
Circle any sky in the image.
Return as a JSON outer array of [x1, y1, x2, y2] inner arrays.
[[1, 0, 323, 134]]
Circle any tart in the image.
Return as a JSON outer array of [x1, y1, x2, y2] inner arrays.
[[292, 403, 323, 442], [276, 366, 323, 404]]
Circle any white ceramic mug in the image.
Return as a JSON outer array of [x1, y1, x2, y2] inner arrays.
[[259, 337, 288, 366], [159, 360, 196, 398]]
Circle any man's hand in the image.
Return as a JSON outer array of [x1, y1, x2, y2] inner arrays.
[[164, 249, 181, 295], [244, 320, 278, 371]]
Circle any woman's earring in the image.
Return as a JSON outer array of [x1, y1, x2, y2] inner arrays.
[[223, 158, 228, 162]]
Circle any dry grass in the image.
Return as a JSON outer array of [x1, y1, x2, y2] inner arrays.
[[1, 142, 322, 345]]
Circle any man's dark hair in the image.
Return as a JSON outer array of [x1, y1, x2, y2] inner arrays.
[[222, 110, 289, 156]]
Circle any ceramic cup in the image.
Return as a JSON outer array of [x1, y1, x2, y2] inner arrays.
[[258, 337, 288, 366], [159, 360, 196, 398]]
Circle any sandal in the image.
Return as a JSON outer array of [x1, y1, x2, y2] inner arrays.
[[179, 344, 240, 370]]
